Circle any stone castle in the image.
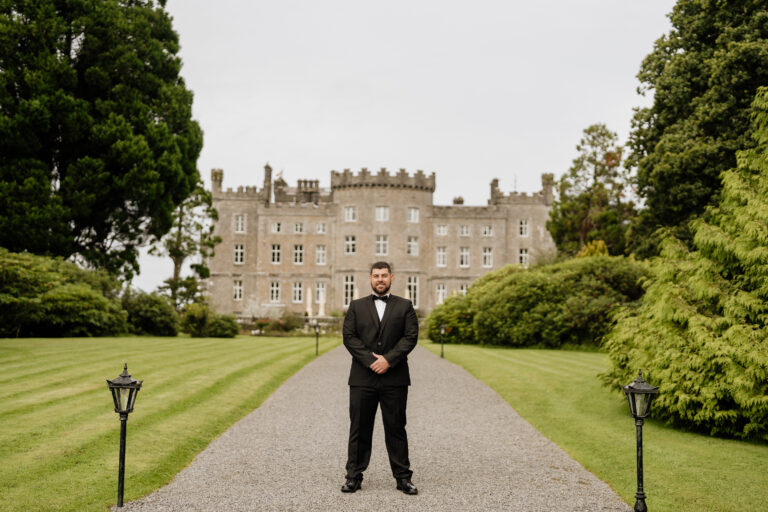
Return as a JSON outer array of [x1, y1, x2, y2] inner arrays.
[[207, 164, 556, 319]]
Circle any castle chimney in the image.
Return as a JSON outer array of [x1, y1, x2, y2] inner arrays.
[[542, 173, 554, 206], [263, 163, 272, 206], [211, 168, 223, 193]]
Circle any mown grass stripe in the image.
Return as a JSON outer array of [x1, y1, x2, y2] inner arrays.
[[0, 341, 316, 487], [0, 337, 293, 422], [0, 337, 235, 386], [16, 340, 337, 512]]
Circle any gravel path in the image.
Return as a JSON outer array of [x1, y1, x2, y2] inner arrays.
[[118, 345, 631, 512]]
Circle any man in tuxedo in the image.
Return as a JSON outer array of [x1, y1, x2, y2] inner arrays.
[[340, 261, 419, 495]]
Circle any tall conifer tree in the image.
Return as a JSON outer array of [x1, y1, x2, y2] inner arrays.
[[604, 88, 768, 440], [0, 0, 202, 278], [627, 1, 768, 256]]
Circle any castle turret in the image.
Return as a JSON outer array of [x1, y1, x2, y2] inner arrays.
[[211, 168, 223, 193], [263, 163, 272, 206], [542, 173, 554, 206]]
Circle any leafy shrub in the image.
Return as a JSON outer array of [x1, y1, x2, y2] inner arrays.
[[208, 314, 240, 338], [0, 248, 126, 337], [426, 256, 648, 348], [266, 312, 304, 333], [180, 303, 239, 338], [181, 303, 210, 337], [603, 89, 768, 441], [123, 291, 178, 336], [37, 284, 127, 337]]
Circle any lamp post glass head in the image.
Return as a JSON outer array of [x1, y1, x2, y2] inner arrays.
[[107, 363, 143, 415], [440, 324, 446, 336], [623, 370, 659, 419]]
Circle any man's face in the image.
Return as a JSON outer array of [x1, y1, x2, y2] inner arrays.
[[370, 268, 393, 295]]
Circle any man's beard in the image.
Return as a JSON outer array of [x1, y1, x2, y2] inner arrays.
[[371, 283, 391, 296]]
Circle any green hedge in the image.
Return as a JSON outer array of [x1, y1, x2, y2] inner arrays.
[[426, 256, 649, 348], [0, 248, 126, 337]]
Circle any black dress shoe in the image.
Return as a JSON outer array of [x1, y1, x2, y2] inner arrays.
[[341, 478, 361, 493], [396, 478, 418, 495]]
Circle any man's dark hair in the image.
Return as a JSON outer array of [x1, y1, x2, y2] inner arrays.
[[370, 261, 392, 274]]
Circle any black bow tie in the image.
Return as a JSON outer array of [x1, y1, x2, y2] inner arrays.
[[373, 295, 389, 303]]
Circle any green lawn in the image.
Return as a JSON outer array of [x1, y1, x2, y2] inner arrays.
[[0, 335, 341, 512], [423, 342, 768, 512]]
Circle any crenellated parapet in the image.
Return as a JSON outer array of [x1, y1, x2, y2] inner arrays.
[[488, 173, 554, 206], [331, 167, 436, 192], [211, 168, 265, 200]]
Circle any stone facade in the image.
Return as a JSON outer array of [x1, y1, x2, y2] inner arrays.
[[207, 165, 556, 319]]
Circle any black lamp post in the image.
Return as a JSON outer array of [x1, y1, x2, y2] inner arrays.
[[623, 369, 659, 512], [313, 319, 320, 356], [106, 364, 143, 508], [440, 324, 446, 358]]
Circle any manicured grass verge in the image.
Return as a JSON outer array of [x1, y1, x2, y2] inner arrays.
[[423, 342, 768, 512], [0, 335, 341, 512]]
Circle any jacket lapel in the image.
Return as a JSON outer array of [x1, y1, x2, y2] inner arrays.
[[365, 295, 380, 329], [377, 295, 395, 336]]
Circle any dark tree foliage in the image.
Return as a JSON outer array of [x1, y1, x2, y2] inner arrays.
[[547, 124, 635, 256], [604, 88, 768, 440], [0, 0, 203, 278], [627, 0, 768, 256]]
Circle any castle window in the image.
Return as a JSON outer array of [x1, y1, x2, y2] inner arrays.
[[233, 280, 243, 300], [375, 206, 390, 222], [294, 222, 303, 234], [482, 247, 493, 268], [459, 247, 470, 268], [343, 275, 355, 307], [344, 235, 356, 255], [519, 219, 529, 237], [271, 222, 282, 234], [292, 282, 303, 303], [519, 248, 529, 267], [316, 222, 327, 234], [436, 283, 446, 305], [234, 214, 246, 233], [315, 245, 327, 265], [407, 207, 420, 223], [269, 281, 281, 303], [482, 225, 493, 237], [436, 225, 447, 236], [436, 247, 447, 267], [271, 244, 281, 264], [315, 282, 326, 304], [406, 236, 419, 256], [406, 276, 419, 308], [293, 244, 304, 264], [375, 235, 388, 256], [234, 244, 245, 264], [344, 206, 357, 222], [459, 284, 468, 295], [459, 225, 470, 236]]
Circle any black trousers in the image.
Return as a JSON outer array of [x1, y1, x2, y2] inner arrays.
[[345, 385, 412, 481]]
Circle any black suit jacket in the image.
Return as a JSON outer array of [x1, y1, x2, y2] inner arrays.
[[343, 294, 419, 386]]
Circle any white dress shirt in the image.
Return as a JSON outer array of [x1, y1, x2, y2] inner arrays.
[[373, 294, 389, 321]]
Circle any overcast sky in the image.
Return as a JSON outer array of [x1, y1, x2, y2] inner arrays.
[[134, 0, 677, 291]]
